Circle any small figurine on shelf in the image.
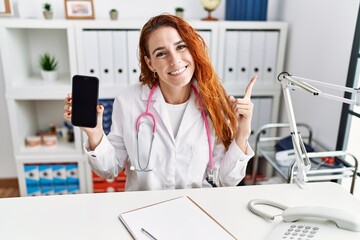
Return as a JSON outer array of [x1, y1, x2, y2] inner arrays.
[[109, 9, 118, 21], [43, 2, 53, 20], [39, 53, 58, 81], [175, 7, 184, 19]]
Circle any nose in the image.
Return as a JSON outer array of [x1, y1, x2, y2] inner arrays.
[[169, 51, 181, 66]]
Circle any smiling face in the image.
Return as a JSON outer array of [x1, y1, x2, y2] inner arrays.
[[144, 26, 195, 91]]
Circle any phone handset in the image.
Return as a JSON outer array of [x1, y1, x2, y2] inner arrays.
[[248, 199, 360, 232], [282, 206, 360, 232]]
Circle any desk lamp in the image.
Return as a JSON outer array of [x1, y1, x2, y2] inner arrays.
[[277, 72, 360, 188]]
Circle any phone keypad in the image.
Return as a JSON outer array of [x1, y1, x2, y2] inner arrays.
[[282, 224, 319, 239]]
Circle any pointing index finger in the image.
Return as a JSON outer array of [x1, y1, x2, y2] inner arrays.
[[244, 76, 257, 100]]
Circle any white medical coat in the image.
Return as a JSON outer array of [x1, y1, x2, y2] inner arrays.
[[85, 83, 254, 191]]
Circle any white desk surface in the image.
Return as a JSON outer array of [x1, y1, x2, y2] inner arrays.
[[0, 182, 359, 240]]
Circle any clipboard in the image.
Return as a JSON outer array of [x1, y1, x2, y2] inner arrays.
[[118, 196, 237, 240]]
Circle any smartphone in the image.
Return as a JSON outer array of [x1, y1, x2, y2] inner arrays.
[[71, 75, 99, 128]]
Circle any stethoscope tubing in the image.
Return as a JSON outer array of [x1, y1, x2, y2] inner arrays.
[[132, 83, 213, 176]]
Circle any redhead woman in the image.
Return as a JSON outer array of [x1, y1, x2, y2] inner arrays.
[[64, 14, 256, 191]]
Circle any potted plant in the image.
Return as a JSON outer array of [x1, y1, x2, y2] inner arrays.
[[175, 7, 184, 19], [43, 2, 53, 20], [39, 53, 58, 81], [109, 9, 118, 21]]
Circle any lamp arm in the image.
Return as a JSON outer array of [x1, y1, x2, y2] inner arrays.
[[278, 71, 359, 187], [279, 73, 360, 106], [280, 78, 311, 185]]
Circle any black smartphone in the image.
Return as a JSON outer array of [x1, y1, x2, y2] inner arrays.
[[71, 75, 99, 128]]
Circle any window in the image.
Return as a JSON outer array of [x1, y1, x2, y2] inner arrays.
[[337, 4, 360, 198]]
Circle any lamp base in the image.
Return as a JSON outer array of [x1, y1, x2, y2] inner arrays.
[[201, 9, 218, 21]]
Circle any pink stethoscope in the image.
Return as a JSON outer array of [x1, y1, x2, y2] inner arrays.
[[130, 83, 214, 183]]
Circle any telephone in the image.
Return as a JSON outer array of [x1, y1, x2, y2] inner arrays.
[[248, 199, 360, 240]]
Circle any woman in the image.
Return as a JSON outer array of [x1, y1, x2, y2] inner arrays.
[[64, 14, 256, 191]]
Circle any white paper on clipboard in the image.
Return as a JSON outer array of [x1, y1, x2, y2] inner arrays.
[[118, 196, 237, 240]]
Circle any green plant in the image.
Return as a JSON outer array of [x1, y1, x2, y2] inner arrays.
[[175, 7, 184, 12], [39, 53, 58, 71], [110, 9, 118, 13], [43, 2, 52, 12]]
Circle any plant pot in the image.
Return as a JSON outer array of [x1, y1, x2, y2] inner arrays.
[[110, 11, 118, 21], [41, 70, 58, 81], [175, 11, 184, 19], [43, 11, 53, 20]]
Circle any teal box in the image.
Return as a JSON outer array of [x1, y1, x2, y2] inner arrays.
[[54, 185, 68, 195], [68, 184, 80, 194], [26, 185, 40, 196], [39, 164, 53, 186], [24, 165, 40, 186], [53, 164, 66, 185], [66, 164, 79, 185]]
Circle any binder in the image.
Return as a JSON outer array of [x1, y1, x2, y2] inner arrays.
[[249, 98, 260, 143], [262, 31, 279, 84], [237, 31, 252, 83], [98, 31, 115, 85], [223, 30, 239, 83], [197, 30, 212, 56], [249, 31, 265, 82], [127, 30, 141, 84], [118, 196, 237, 240], [82, 30, 100, 76], [113, 30, 128, 85]]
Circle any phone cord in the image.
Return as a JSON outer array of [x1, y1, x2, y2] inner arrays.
[[248, 199, 289, 221]]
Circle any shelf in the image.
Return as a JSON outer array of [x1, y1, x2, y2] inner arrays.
[[6, 74, 71, 100]]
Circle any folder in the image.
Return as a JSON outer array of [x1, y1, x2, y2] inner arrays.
[[262, 31, 279, 84], [127, 30, 141, 84], [237, 31, 252, 83], [223, 30, 239, 83], [118, 196, 237, 240], [82, 30, 100, 76], [98, 31, 115, 85], [113, 30, 129, 86]]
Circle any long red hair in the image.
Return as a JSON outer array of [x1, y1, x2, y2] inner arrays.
[[139, 14, 237, 149]]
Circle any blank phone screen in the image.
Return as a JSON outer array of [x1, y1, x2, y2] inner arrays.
[[71, 75, 99, 128]]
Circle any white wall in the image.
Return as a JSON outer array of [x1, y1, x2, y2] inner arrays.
[[0, 0, 359, 178], [14, 0, 225, 20], [270, 0, 359, 150]]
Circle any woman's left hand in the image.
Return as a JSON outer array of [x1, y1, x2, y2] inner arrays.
[[229, 76, 257, 152]]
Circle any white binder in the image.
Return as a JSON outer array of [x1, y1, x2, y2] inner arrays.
[[82, 30, 100, 77], [249, 98, 259, 143], [237, 31, 252, 83], [98, 31, 115, 85], [127, 30, 141, 84], [263, 31, 279, 84], [113, 30, 128, 85], [249, 31, 266, 82], [223, 30, 239, 83], [197, 30, 212, 55], [258, 98, 272, 131]]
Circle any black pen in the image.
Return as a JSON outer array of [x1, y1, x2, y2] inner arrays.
[[141, 227, 157, 240]]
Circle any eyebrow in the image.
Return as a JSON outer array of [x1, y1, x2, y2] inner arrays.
[[151, 40, 185, 55]]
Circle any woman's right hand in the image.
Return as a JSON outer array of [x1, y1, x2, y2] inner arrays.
[[64, 93, 105, 150]]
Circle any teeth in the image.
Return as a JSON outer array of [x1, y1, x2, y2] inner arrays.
[[169, 66, 186, 75]]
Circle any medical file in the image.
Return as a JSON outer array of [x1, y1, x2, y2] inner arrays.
[[118, 196, 237, 240]]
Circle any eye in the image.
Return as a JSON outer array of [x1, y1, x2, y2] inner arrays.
[[155, 51, 166, 58], [177, 44, 187, 51]]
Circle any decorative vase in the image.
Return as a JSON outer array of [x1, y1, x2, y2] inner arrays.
[[175, 11, 184, 19], [110, 11, 118, 21], [43, 11, 53, 20], [41, 70, 58, 81]]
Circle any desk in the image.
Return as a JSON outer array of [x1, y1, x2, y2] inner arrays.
[[0, 183, 360, 239]]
